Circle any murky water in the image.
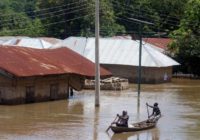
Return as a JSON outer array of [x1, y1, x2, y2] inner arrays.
[[0, 79, 200, 140]]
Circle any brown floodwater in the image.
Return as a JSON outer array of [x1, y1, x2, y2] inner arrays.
[[0, 79, 200, 140]]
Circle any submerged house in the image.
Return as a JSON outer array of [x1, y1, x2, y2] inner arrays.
[[52, 37, 179, 84], [0, 46, 110, 105]]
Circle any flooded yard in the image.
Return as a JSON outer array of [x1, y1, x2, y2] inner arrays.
[[0, 79, 200, 140]]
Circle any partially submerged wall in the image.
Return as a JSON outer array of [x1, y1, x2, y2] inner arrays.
[[0, 74, 84, 105], [101, 64, 172, 84]]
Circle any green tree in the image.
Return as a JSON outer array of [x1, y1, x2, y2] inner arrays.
[[0, 0, 45, 36], [111, 0, 187, 37], [99, 0, 125, 36], [169, 0, 200, 76], [0, 13, 46, 36], [37, 0, 125, 38]]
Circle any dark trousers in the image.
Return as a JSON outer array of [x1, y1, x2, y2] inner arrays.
[[116, 122, 128, 127]]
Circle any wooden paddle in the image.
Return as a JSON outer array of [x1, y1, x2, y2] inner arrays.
[[106, 116, 118, 132], [146, 103, 150, 118]]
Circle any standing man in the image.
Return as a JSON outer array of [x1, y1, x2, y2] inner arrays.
[[146, 103, 161, 121]]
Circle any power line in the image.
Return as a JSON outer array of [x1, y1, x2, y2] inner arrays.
[[0, 13, 94, 35], [111, 5, 200, 33], [111, 0, 197, 27], [0, 0, 90, 17], [0, 3, 91, 24], [99, 30, 163, 36], [0, 1, 198, 38], [114, 16, 173, 34], [110, 0, 182, 21], [0, 0, 193, 29], [0, 5, 93, 27], [69, 28, 162, 36], [111, 2, 179, 25]]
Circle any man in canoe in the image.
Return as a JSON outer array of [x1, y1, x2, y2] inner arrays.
[[113, 110, 129, 127], [146, 102, 161, 122]]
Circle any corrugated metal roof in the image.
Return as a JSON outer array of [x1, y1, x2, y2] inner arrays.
[[1, 38, 53, 49], [0, 36, 29, 41], [0, 45, 111, 77], [0, 36, 29, 45], [52, 37, 179, 67], [38, 37, 62, 44], [0, 40, 5, 44], [0, 37, 61, 47], [144, 42, 165, 53]]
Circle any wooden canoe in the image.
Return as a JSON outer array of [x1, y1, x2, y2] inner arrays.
[[110, 117, 160, 133]]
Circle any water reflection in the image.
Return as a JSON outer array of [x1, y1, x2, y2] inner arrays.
[[111, 128, 160, 140], [137, 95, 140, 120], [94, 107, 100, 140]]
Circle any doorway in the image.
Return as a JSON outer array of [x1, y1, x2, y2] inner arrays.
[[50, 84, 59, 100], [25, 86, 35, 103]]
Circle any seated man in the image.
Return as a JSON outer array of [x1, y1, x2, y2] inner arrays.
[[116, 110, 129, 127]]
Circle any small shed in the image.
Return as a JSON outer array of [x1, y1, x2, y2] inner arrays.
[[52, 37, 179, 83], [0, 46, 110, 105]]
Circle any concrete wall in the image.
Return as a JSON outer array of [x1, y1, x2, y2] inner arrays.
[[0, 74, 84, 105], [101, 64, 172, 84]]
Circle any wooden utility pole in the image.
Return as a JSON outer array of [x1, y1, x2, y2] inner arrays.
[[138, 23, 142, 96], [129, 18, 154, 97], [95, 0, 100, 107]]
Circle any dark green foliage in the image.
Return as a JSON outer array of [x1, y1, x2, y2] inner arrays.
[[0, 0, 45, 36], [36, 0, 125, 38], [0, 0, 190, 38], [169, 0, 200, 76]]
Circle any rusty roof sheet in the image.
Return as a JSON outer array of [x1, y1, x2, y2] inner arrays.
[[143, 38, 172, 49], [0, 45, 111, 77]]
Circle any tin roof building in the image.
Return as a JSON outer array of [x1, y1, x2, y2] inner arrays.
[[0, 46, 110, 105], [52, 37, 179, 83]]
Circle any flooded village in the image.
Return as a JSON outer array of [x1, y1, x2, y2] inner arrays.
[[0, 36, 199, 140], [0, 0, 200, 139]]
